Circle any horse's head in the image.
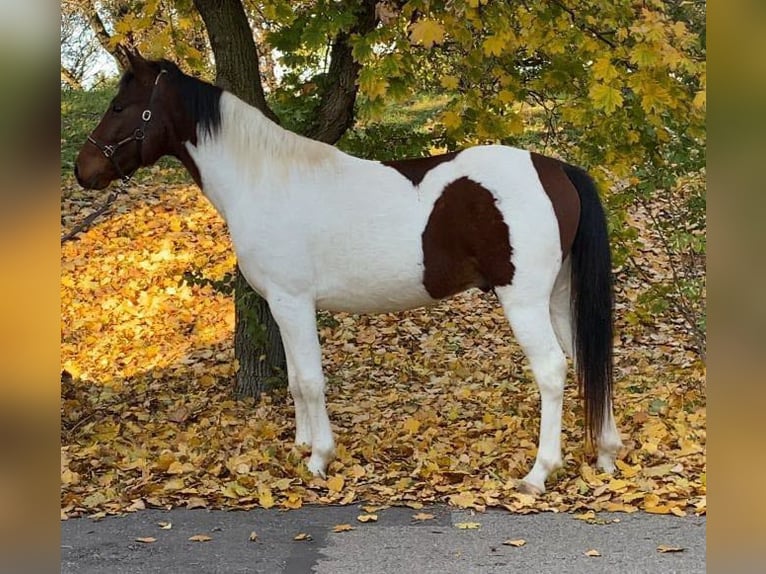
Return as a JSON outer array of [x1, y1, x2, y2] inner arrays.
[[74, 49, 177, 189]]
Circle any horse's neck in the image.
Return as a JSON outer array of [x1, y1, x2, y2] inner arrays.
[[186, 93, 340, 220]]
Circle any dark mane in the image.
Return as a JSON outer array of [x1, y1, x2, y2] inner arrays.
[[121, 59, 223, 139]]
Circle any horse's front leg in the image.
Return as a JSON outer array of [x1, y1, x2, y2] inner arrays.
[[268, 294, 334, 477], [285, 354, 312, 447]]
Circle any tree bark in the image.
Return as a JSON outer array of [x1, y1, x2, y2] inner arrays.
[[86, 4, 130, 70], [193, 0, 285, 399], [61, 65, 83, 90], [305, 1, 378, 144]]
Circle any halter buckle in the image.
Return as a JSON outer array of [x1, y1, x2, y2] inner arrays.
[[134, 129, 145, 141], [103, 145, 116, 158]]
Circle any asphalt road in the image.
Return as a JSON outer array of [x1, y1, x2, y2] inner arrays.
[[61, 505, 705, 574]]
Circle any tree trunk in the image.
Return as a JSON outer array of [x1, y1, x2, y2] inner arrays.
[[193, 0, 286, 399]]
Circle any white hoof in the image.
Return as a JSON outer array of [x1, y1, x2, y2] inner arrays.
[[307, 456, 327, 478], [596, 454, 616, 474]]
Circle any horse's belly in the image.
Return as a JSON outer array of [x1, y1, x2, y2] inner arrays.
[[313, 242, 435, 314]]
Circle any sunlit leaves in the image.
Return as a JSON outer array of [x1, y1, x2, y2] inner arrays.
[[589, 83, 624, 115], [409, 20, 446, 48]]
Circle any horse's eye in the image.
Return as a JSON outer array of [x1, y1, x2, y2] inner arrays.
[[112, 103, 124, 113]]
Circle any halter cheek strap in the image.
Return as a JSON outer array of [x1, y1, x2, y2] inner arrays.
[[86, 69, 167, 184]]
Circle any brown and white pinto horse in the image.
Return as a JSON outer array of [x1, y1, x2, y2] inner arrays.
[[75, 51, 622, 494]]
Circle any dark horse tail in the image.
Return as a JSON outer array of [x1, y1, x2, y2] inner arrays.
[[563, 164, 614, 446]]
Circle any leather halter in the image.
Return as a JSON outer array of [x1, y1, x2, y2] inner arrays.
[[86, 69, 167, 183]]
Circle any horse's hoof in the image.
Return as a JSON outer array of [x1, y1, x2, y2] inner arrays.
[[307, 458, 327, 478], [597, 459, 616, 474], [517, 480, 545, 496]]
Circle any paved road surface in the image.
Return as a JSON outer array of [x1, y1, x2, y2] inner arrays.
[[61, 505, 705, 573]]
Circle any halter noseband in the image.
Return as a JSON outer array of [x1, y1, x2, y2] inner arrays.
[[86, 69, 167, 184]]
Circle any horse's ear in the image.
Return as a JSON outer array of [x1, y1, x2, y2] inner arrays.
[[122, 46, 154, 79]]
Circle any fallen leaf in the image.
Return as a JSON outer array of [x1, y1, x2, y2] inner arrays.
[[357, 514, 378, 523], [657, 544, 684, 553], [585, 549, 601, 557], [135, 537, 156, 544], [248, 531, 258, 541], [294, 532, 312, 541], [186, 497, 208, 510], [454, 522, 481, 530], [361, 504, 388, 513], [412, 512, 435, 521], [326, 475, 345, 492], [126, 499, 146, 512], [157, 521, 172, 530], [333, 523, 355, 533], [188, 534, 212, 542], [503, 539, 526, 547]]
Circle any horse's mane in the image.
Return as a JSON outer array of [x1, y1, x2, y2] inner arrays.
[[120, 58, 223, 139]]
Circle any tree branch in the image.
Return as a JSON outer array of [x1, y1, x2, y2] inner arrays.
[[549, 0, 617, 49], [303, 0, 378, 144], [61, 65, 83, 90], [86, 2, 129, 70]]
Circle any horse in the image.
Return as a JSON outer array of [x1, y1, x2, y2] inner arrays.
[[74, 50, 622, 494]]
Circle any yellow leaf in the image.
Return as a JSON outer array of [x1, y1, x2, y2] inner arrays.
[[258, 487, 275, 509], [412, 512, 435, 521], [326, 475, 345, 492], [357, 514, 378, 523], [449, 491, 476, 508], [403, 417, 421, 434], [574, 510, 596, 522], [693, 90, 706, 110], [441, 110, 462, 130], [249, 531, 258, 541], [657, 544, 685, 553], [188, 534, 212, 542], [333, 523, 355, 533], [503, 539, 526, 547], [157, 521, 172, 530], [410, 20, 446, 48], [607, 479, 629, 492], [136, 537, 156, 544], [455, 522, 481, 530], [440, 75, 460, 90], [294, 532, 312, 541], [589, 83, 623, 114], [592, 57, 619, 82], [498, 90, 515, 105], [585, 549, 601, 557], [483, 35, 506, 56]]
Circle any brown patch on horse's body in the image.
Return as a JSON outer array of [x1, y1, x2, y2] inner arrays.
[[530, 153, 581, 258], [421, 177, 514, 299], [382, 151, 461, 186]]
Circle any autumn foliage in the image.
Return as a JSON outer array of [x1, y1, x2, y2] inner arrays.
[[61, 180, 705, 519], [61, 0, 705, 519]]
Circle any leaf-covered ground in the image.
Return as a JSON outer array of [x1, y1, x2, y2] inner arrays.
[[61, 182, 705, 520]]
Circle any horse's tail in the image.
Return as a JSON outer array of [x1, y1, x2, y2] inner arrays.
[[563, 164, 614, 447]]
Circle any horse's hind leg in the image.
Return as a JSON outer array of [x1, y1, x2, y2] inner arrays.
[[549, 259, 622, 472], [495, 284, 567, 494], [549, 258, 573, 359]]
